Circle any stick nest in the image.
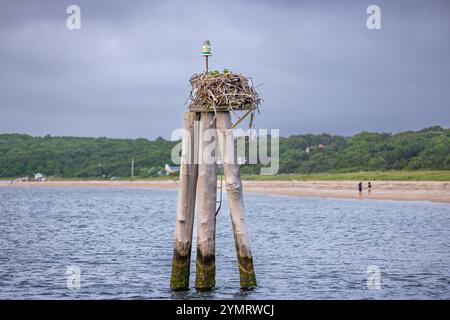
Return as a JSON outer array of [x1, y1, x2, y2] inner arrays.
[[189, 72, 262, 110]]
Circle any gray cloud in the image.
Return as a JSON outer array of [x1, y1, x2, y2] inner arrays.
[[0, 0, 449, 139]]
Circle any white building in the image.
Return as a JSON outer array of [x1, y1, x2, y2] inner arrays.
[[34, 173, 47, 182], [165, 164, 180, 175]]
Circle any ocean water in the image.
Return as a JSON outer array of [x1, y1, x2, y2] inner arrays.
[[0, 187, 449, 300]]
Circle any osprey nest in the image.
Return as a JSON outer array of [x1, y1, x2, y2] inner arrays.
[[188, 72, 262, 111]]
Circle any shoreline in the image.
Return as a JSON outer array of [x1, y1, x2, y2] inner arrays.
[[1, 180, 449, 203]]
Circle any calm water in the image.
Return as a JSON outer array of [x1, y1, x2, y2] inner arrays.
[[0, 187, 449, 299]]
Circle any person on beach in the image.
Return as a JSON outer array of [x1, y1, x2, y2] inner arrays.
[[358, 181, 363, 195], [368, 182, 372, 193]]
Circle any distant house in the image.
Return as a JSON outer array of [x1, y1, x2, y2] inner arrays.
[[305, 147, 310, 154], [165, 164, 180, 175], [33, 173, 47, 182], [318, 144, 325, 149], [237, 157, 246, 165]]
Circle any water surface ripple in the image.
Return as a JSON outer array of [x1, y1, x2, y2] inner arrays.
[[0, 187, 449, 299]]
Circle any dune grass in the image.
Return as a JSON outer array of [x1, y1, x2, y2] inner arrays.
[[240, 170, 450, 181], [10, 171, 449, 182]]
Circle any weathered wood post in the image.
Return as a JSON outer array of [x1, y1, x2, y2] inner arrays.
[[170, 112, 199, 290], [216, 111, 257, 289], [170, 40, 259, 291], [195, 113, 217, 289]]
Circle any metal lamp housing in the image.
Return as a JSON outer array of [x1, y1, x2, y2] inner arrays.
[[202, 40, 212, 56]]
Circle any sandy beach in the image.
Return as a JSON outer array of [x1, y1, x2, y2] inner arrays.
[[1, 179, 449, 203]]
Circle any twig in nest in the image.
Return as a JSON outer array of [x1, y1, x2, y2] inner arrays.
[[189, 72, 262, 110]]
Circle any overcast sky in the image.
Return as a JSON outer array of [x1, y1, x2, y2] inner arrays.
[[0, 0, 449, 139]]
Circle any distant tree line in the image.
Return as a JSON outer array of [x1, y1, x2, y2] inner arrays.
[[0, 126, 448, 178]]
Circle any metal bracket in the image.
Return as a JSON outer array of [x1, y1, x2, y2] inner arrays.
[[215, 165, 223, 216], [231, 109, 254, 129]]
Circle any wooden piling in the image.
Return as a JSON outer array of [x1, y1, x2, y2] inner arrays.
[[170, 112, 199, 290], [195, 112, 218, 290], [216, 112, 257, 289]]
